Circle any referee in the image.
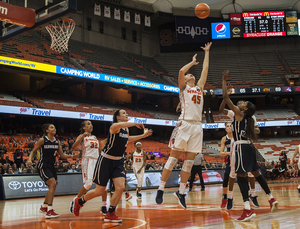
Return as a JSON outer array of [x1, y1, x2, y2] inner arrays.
[[189, 153, 207, 191]]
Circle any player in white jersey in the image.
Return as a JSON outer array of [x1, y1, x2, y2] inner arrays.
[[155, 42, 212, 209], [127, 142, 147, 198], [290, 144, 300, 193], [70, 120, 108, 215]]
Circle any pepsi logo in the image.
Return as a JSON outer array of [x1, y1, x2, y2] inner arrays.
[[20, 108, 27, 113], [79, 113, 86, 117], [216, 24, 226, 34], [287, 121, 293, 124], [165, 120, 169, 124]]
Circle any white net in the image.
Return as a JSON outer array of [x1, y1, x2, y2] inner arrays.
[[45, 18, 75, 53]]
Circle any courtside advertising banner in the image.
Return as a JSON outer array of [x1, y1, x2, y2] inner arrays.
[[211, 22, 231, 39], [2, 169, 225, 199], [175, 16, 210, 43]]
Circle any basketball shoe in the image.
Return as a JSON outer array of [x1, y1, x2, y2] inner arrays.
[[250, 195, 260, 208], [125, 192, 132, 201], [174, 190, 187, 209], [39, 206, 47, 214], [221, 198, 228, 209], [45, 209, 60, 219], [155, 190, 164, 204], [71, 197, 83, 217], [227, 198, 234, 210], [104, 211, 122, 223], [236, 209, 256, 222], [269, 198, 278, 213]]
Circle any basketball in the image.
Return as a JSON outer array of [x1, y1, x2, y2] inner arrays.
[[195, 3, 210, 19]]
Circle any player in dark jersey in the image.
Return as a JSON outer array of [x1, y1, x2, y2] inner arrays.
[[71, 109, 153, 222], [27, 123, 79, 219], [222, 70, 278, 221], [220, 121, 233, 209]]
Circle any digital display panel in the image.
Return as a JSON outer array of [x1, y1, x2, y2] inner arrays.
[[242, 11, 286, 37]]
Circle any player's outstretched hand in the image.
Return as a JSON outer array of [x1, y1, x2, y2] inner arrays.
[[222, 70, 229, 81], [192, 54, 199, 65], [72, 154, 80, 159], [144, 128, 153, 137], [27, 160, 32, 167], [135, 123, 145, 129], [201, 42, 212, 52], [83, 131, 90, 137]]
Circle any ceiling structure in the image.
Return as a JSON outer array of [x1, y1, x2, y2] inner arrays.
[[123, 0, 300, 17]]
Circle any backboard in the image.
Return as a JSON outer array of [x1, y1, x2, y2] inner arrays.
[[0, 0, 77, 41]]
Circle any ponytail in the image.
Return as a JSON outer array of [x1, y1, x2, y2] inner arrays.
[[245, 102, 257, 142], [113, 109, 121, 123], [79, 121, 88, 134]]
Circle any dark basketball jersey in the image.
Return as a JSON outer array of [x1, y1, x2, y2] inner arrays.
[[231, 115, 247, 142], [224, 135, 231, 165], [102, 127, 128, 157], [39, 136, 59, 165]]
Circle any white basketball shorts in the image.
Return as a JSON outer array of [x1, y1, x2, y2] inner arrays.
[[82, 157, 97, 184], [169, 120, 203, 153]]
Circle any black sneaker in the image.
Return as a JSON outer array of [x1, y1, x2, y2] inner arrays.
[[173, 190, 187, 209], [155, 190, 164, 204], [201, 187, 205, 191], [137, 192, 142, 199], [227, 198, 234, 210], [101, 206, 108, 215], [250, 195, 260, 208]]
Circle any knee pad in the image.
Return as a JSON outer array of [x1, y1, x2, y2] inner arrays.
[[182, 160, 194, 173], [84, 180, 93, 190], [248, 172, 254, 178], [165, 157, 178, 170]]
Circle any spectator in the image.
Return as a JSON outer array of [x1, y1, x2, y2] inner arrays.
[[0, 144, 7, 155], [76, 164, 82, 172], [27, 140, 34, 149], [2, 164, 8, 174], [12, 163, 19, 174], [5, 156, 13, 166], [261, 161, 273, 180], [18, 163, 26, 173], [27, 163, 36, 173], [21, 167, 27, 174], [149, 162, 156, 170], [5, 166, 14, 174], [57, 162, 65, 172], [145, 162, 152, 170], [0, 154, 6, 165], [68, 135, 75, 149], [14, 148, 24, 168], [67, 164, 77, 173], [279, 151, 287, 172], [0, 165, 3, 175]]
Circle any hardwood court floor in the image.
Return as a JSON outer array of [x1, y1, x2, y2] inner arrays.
[[1, 179, 300, 228]]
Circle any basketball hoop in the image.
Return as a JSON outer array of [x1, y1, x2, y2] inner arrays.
[[45, 18, 75, 53]]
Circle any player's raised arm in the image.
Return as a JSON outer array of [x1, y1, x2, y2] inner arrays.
[[222, 70, 243, 118], [178, 54, 199, 91], [197, 42, 212, 91]]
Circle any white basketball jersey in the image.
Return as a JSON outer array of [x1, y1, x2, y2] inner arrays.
[[178, 85, 203, 121], [81, 135, 99, 159], [133, 150, 144, 168]]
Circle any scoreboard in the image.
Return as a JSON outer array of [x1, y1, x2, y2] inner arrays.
[[216, 10, 299, 39], [242, 11, 286, 37]]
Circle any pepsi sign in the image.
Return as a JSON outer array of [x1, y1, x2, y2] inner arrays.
[[211, 22, 231, 39]]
